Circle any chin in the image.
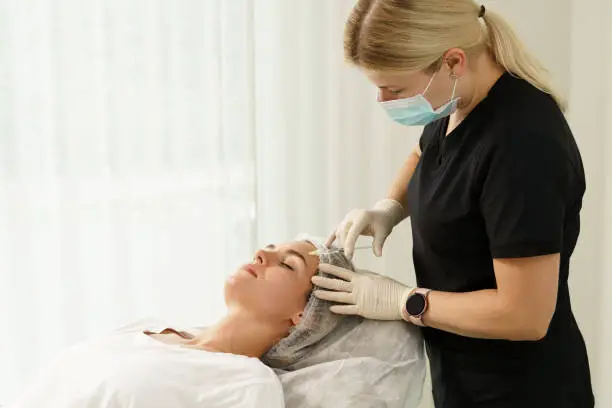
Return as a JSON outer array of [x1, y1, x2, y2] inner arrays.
[[222, 279, 240, 306], [223, 284, 257, 311], [224, 271, 244, 287]]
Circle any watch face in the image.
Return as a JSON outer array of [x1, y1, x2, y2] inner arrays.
[[406, 293, 426, 316]]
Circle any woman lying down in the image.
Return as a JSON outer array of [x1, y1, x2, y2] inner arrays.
[[8, 236, 425, 408]]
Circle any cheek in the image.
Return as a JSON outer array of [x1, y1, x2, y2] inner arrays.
[[267, 277, 310, 308], [226, 271, 312, 317], [378, 89, 395, 102], [431, 79, 455, 102]]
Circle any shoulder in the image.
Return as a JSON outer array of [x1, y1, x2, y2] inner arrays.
[[474, 128, 580, 199], [112, 316, 171, 334], [204, 352, 282, 385], [214, 355, 285, 405], [477, 76, 583, 180], [483, 73, 569, 140]]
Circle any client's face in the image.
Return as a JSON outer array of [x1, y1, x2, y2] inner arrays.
[[224, 241, 319, 325]]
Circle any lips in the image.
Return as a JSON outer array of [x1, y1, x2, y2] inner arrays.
[[242, 264, 257, 277]]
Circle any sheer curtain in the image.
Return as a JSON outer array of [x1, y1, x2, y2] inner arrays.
[[252, 0, 418, 276], [0, 1, 419, 403], [0, 0, 256, 402]]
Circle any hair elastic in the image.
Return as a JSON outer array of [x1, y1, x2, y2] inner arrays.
[[479, 5, 486, 18]]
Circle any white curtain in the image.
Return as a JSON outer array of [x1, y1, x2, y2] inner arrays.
[[0, 0, 257, 402], [0, 0, 418, 403], [251, 0, 417, 276]]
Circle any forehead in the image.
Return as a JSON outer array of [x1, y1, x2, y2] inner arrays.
[[266, 240, 315, 253], [364, 69, 427, 88], [266, 241, 319, 271]]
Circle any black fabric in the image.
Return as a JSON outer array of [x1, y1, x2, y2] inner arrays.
[[408, 72, 594, 408]]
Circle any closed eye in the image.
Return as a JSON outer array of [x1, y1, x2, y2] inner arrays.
[[281, 261, 295, 271], [284, 249, 307, 270], [389, 89, 404, 95]]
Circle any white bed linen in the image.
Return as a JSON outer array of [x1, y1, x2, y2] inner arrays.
[[274, 320, 426, 408], [7, 318, 285, 408]]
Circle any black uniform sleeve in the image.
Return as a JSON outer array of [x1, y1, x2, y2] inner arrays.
[[478, 133, 573, 259]]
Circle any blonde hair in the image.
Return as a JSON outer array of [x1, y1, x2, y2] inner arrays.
[[344, 0, 566, 112]]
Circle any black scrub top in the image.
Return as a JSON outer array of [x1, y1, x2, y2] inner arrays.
[[407, 72, 594, 408]]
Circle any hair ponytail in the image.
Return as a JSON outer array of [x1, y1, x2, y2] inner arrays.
[[481, 10, 567, 112], [344, 0, 567, 112]]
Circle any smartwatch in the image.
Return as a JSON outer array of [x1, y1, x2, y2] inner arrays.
[[403, 288, 432, 327]]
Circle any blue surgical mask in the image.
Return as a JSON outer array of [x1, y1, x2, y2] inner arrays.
[[380, 72, 460, 127]]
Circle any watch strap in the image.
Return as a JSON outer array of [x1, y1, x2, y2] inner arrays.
[[402, 288, 431, 327]]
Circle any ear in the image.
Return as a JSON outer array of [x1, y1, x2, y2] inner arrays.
[[443, 48, 467, 77], [290, 311, 304, 326]]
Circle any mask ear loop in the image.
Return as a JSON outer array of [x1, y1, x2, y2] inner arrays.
[[423, 67, 457, 98], [449, 72, 458, 100], [422, 72, 437, 96]]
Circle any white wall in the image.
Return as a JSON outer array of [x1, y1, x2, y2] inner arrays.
[[568, 0, 610, 405], [601, 1, 612, 404]]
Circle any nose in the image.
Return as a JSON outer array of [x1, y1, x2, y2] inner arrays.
[[253, 248, 279, 266]]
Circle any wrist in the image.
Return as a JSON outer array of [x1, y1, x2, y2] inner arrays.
[[401, 287, 432, 327], [373, 198, 406, 226], [399, 287, 416, 322]]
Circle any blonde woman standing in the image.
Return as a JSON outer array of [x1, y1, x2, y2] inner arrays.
[[312, 1, 595, 407]]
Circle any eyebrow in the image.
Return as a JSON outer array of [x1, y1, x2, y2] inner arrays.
[[286, 249, 307, 266]]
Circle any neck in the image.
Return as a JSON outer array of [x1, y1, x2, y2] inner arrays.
[[454, 51, 505, 123], [188, 310, 291, 358]]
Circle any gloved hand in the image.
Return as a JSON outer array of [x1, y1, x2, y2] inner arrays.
[[312, 263, 413, 321], [326, 198, 406, 258]]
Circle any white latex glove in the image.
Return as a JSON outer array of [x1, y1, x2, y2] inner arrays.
[[312, 263, 413, 321], [327, 199, 406, 258]]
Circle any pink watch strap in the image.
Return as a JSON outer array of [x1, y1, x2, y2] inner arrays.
[[402, 288, 431, 327]]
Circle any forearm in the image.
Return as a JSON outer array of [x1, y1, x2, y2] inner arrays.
[[387, 147, 420, 217], [422, 289, 546, 341]]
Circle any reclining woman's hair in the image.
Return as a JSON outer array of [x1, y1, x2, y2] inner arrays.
[[261, 235, 362, 369]]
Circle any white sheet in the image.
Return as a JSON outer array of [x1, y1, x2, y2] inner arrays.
[[8, 318, 285, 408], [273, 319, 426, 408]]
